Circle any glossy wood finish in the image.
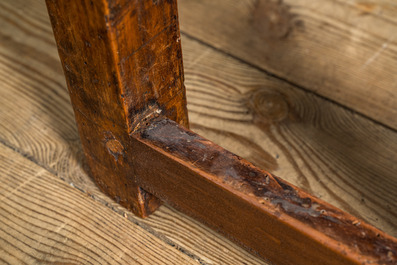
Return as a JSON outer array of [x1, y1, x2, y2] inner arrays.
[[45, 0, 188, 217]]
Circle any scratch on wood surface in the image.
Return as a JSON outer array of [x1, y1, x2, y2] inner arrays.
[[362, 35, 395, 68], [115, 248, 128, 263], [54, 220, 70, 233], [0, 168, 46, 202], [121, 23, 174, 64], [115, 245, 144, 265]]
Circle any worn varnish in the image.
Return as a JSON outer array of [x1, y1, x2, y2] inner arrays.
[[182, 37, 397, 237], [43, 0, 397, 264], [0, 0, 268, 263], [0, 0, 386, 264], [45, 0, 188, 217], [131, 118, 397, 265]]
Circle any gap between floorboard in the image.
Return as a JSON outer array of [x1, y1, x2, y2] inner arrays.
[[179, 31, 397, 133]]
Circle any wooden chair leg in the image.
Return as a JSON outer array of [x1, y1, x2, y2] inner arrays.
[[46, 0, 397, 264], [45, 0, 188, 217]]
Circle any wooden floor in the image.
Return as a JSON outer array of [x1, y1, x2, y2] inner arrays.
[[0, 0, 396, 264]]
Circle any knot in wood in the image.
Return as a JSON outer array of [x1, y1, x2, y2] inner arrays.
[[252, 0, 294, 40], [248, 88, 289, 124], [105, 139, 124, 161]]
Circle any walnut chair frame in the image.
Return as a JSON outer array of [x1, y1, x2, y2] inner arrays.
[[45, 0, 397, 264]]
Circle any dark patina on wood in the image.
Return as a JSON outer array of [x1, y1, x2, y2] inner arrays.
[[46, 0, 397, 264], [46, 0, 188, 217], [131, 118, 397, 265]]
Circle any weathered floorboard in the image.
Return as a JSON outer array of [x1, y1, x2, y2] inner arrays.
[[182, 38, 397, 236], [178, 0, 397, 130], [1, 0, 397, 263], [0, 143, 198, 265], [0, 0, 267, 263]]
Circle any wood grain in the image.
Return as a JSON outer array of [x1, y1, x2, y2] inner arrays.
[[0, 0, 267, 263], [1, 0, 397, 263], [0, 143, 198, 265], [182, 38, 397, 237], [131, 118, 397, 265], [177, 0, 397, 130], [45, 0, 191, 217]]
